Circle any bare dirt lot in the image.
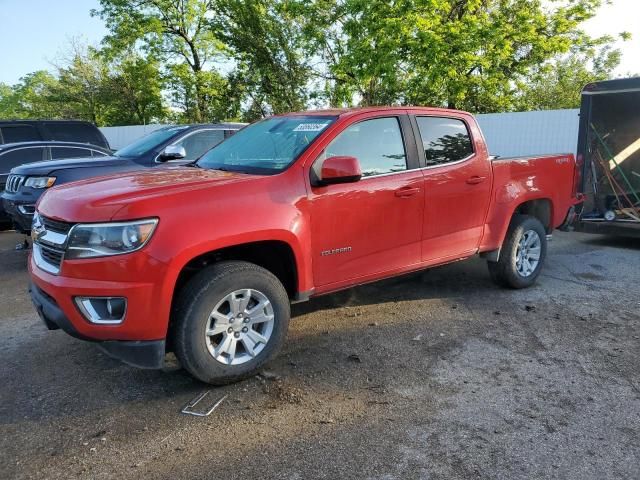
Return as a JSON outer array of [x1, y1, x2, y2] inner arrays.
[[0, 230, 638, 480]]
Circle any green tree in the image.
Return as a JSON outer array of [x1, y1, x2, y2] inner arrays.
[[0, 71, 60, 119], [94, 0, 227, 122], [296, 0, 622, 112], [4, 1, 627, 123], [166, 63, 234, 122], [0, 83, 17, 118], [216, 0, 311, 120], [50, 44, 111, 124], [0, 45, 168, 126], [102, 53, 167, 125], [516, 46, 622, 111]]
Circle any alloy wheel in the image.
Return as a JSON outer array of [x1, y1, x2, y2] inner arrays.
[[205, 289, 275, 365], [515, 229, 541, 277]]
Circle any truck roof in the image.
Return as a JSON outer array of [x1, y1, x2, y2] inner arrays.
[[0, 119, 98, 124], [582, 77, 640, 95], [0, 140, 111, 152], [282, 106, 471, 118]]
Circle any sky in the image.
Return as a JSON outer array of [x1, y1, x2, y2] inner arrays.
[[582, 0, 640, 75], [0, 0, 107, 85], [0, 0, 638, 85]]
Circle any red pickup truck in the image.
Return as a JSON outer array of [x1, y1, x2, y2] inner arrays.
[[29, 107, 580, 384]]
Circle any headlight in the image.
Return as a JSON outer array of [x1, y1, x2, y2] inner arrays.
[[25, 177, 56, 188], [66, 218, 158, 259]]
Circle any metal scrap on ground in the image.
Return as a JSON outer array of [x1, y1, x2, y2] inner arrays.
[[181, 391, 228, 417]]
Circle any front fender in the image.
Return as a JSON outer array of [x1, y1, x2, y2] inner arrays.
[[159, 228, 311, 303]]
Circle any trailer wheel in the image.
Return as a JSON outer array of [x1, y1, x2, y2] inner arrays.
[[488, 215, 547, 289], [173, 261, 290, 384]]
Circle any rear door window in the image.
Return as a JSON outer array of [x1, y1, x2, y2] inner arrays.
[[51, 147, 94, 159], [1, 125, 41, 143], [43, 122, 106, 147], [0, 147, 46, 172], [415, 117, 474, 166]]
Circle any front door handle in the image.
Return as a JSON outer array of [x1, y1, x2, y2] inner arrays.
[[395, 187, 421, 197], [466, 176, 486, 185]]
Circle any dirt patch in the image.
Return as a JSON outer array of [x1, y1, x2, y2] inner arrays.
[[261, 378, 306, 406], [575, 271, 606, 281]]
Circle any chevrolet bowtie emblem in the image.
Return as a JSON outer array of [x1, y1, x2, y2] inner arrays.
[[31, 214, 46, 241]]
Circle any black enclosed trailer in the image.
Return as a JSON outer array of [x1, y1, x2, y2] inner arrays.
[[576, 77, 640, 236]]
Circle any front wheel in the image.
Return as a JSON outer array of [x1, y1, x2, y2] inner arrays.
[[173, 261, 290, 384], [488, 215, 547, 289]]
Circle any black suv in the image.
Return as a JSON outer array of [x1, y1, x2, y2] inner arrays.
[[0, 141, 112, 227], [0, 120, 109, 149], [2, 123, 243, 232]]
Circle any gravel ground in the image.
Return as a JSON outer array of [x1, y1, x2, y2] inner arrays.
[[0, 230, 638, 480]]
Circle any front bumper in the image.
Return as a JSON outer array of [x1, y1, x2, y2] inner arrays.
[[2, 197, 34, 232], [29, 245, 172, 369], [30, 280, 166, 368]]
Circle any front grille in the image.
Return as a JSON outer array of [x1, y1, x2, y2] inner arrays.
[[38, 244, 64, 269], [5, 174, 25, 193], [42, 216, 73, 235]]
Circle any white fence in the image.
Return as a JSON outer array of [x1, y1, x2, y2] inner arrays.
[[476, 109, 579, 157], [99, 124, 167, 150], [100, 109, 581, 156]]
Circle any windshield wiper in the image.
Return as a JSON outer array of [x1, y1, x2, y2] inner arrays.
[[191, 164, 250, 174]]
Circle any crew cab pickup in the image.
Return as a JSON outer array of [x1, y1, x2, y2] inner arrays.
[[28, 107, 580, 384]]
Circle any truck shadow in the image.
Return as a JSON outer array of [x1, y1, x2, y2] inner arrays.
[[292, 257, 496, 317]]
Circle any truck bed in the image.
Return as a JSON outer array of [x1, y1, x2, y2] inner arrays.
[[480, 153, 577, 251]]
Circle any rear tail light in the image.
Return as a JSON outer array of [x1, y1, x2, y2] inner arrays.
[[573, 153, 584, 199]]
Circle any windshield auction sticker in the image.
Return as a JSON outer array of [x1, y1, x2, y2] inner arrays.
[[293, 123, 330, 132]]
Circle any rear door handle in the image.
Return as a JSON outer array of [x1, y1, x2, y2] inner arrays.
[[395, 187, 421, 197], [466, 176, 486, 185]]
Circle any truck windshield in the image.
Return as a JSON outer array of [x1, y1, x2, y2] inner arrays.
[[196, 116, 337, 174], [114, 126, 189, 157]]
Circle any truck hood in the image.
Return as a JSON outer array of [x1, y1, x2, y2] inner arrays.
[[37, 166, 259, 222], [12, 156, 130, 175]]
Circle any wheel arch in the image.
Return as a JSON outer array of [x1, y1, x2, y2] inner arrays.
[[481, 197, 554, 261], [168, 238, 302, 301], [162, 237, 302, 352], [512, 198, 554, 234]]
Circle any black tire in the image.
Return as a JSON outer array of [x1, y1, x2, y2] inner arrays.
[[487, 214, 547, 289], [173, 261, 290, 384]]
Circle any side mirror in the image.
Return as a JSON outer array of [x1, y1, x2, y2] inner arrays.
[[159, 145, 187, 162], [318, 155, 362, 185]]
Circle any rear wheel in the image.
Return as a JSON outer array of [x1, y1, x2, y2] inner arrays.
[[173, 261, 290, 384], [488, 215, 547, 289]]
